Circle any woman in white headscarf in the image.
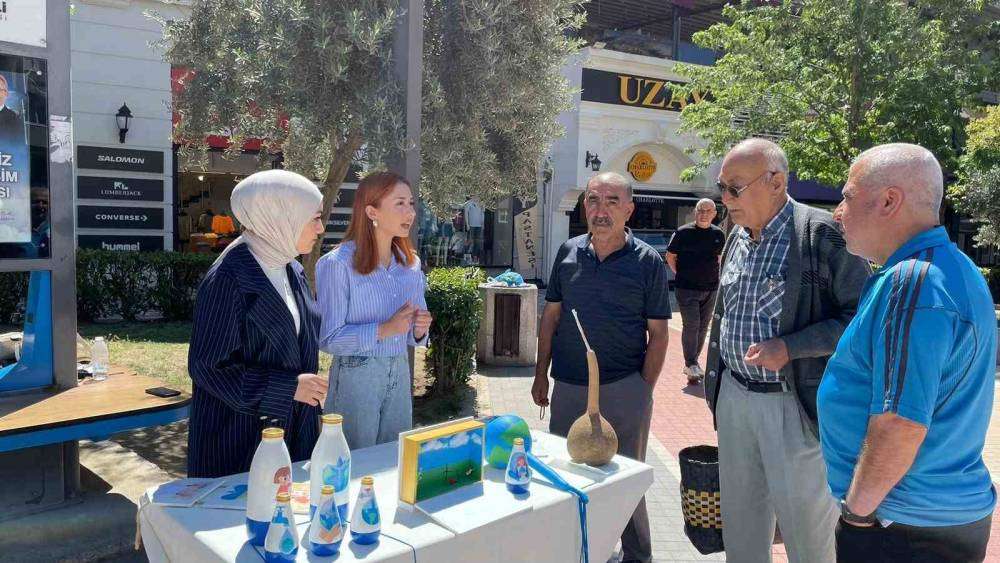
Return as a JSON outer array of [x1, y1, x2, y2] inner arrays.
[[187, 169, 328, 478]]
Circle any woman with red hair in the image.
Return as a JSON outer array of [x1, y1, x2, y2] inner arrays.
[[316, 171, 432, 448]]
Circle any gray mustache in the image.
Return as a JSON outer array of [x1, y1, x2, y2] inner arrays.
[[591, 217, 613, 226]]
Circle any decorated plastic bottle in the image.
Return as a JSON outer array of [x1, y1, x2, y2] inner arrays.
[[263, 491, 298, 563], [505, 437, 532, 494], [309, 413, 351, 523], [246, 427, 293, 546], [350, 476, 381, 545], [309, 484, 344, 556]]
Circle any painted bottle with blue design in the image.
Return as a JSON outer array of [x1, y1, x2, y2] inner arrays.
[[246, 427, 292, 546], [350, 476, 381, 545], [263, 491, 298, 563], [505, 437, 532, 494], [309, 413, 351, 523], [309, 484, 344, 556]]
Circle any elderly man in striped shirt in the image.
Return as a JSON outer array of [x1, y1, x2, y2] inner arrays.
[[702, 139, 870, 562]]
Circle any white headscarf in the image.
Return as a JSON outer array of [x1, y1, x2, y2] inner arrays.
[[216, 169, 323, 270]]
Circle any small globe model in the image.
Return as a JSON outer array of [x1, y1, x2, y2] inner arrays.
[[485, 414, 532, 469]]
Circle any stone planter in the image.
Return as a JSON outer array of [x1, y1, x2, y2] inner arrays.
[[476, 284, 538, 367]]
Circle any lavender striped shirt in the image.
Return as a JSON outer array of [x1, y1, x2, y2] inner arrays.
[[316, 240, 428, 357]]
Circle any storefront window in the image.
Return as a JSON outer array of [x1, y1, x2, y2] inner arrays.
[[0, 54, 49, 259], [417, 198, 514, 270]]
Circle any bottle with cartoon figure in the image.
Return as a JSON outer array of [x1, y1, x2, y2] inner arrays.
[[505, 437, 532, 494], [263, 491, 298, 563], [246, 427, 292, 546], [309, 484, 344, 556], [350, 476, 381, 545], [309, 413, 351, 523]]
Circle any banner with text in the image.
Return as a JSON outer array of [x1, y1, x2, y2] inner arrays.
[[0, 70, 31, 243]]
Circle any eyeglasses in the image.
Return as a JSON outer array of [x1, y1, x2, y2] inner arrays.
[[716, 170, 775, 199]]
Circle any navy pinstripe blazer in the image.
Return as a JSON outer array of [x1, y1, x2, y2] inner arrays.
[[187, 243, 321, 478]]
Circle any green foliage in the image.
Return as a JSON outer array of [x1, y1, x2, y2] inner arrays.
[[155, 0, 584, 244], [675, 0, 998, 186], [148, 253, 218, 321], [425, 267, 486, 398], [981, 267, 1000, 304], [952, 107, 1000, 248], [0, 272, 29, 326], [75, 250, 216, 322], [421, 0, 585, 213]]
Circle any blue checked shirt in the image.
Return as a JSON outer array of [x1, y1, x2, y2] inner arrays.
[[719, 199, 793, 382]]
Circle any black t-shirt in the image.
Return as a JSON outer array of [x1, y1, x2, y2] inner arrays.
[[666, 222, 726, 291]]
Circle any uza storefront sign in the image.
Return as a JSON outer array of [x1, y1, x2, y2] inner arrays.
[[77, 205, 164, 230], [581, 68, 706, 112], [77, 146, 164, 174], [78, 234, 164, 252], [77, 176, 164, 202]]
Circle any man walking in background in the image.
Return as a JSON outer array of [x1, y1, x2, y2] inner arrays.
[[666, 198, 725, 384]]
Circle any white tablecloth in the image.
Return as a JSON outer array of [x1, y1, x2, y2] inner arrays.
[[139, 431, 653, 562]]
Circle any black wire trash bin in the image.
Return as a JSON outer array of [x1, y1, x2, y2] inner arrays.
[[679, 445, 724, 555]]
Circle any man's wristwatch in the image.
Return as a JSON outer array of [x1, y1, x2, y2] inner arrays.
[[840, 498, 877, 526]]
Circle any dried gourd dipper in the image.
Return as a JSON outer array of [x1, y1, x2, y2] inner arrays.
[[565, 309, 618, 466]]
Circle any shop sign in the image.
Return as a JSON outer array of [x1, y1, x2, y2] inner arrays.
[[78, 234, 164, 252], [0, 68, 31, 243], [514, 205, 540, 277], [324, 212, 352, 232], [627, 151, 657, 182], [77, 176, 164, 202], [77, 205, 164, 230], [0, 1, 46, 48], [581, 68, 706, 112], [77, 145, 164, 173]]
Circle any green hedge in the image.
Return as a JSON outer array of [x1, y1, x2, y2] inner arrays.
[[425, 267, 486, 398], [981, 267, 1000, 304], [3, 250, 216, 324]]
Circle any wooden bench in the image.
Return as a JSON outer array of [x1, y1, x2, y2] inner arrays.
[[0, 367, 191, 453]]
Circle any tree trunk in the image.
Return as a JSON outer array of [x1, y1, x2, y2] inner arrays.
[[302, 129, 364, 293]]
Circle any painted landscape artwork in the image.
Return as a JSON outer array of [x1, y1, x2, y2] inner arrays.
[[416, 427, 484, 501], [398, 418, 485, 505]]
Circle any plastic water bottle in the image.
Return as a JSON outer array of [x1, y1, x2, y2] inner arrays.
[[350, 476, 381, 545], [246, 427, 292, 546], [91, 337, 109, 381], [505, 437, 532, 494], [263, 491, 298, 563], [309, 484, 344, 556], [309, 413, 351, 523]]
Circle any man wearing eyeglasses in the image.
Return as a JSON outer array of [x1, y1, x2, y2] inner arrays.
[[703, 139, 870, 562]]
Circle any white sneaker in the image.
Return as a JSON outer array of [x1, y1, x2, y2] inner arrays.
[[684, 365, 701, 384]]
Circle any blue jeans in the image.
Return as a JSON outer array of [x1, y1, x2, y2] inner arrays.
[[325, 354, 412, 449]]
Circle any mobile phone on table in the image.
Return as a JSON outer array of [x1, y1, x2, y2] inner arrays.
[[145, 387, 181, 398]]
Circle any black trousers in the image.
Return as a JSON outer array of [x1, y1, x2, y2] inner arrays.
[[675, 288, 717, 367], [836, 515, 992, 563]]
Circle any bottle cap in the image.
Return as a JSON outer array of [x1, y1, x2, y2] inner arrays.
[[321, 413, 343, 425], [262, 427, 284, 439], [321, 484, 334, 495], [276, 492, 291, 502], [361, 476, 374, 486], [513, 437, 524, 446]]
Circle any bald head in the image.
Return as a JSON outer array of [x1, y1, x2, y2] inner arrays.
[[696, 198, 716, 211], [724, 138, 789, 177], [851, 143, 943, 218], [587, 171, 633, 201]]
